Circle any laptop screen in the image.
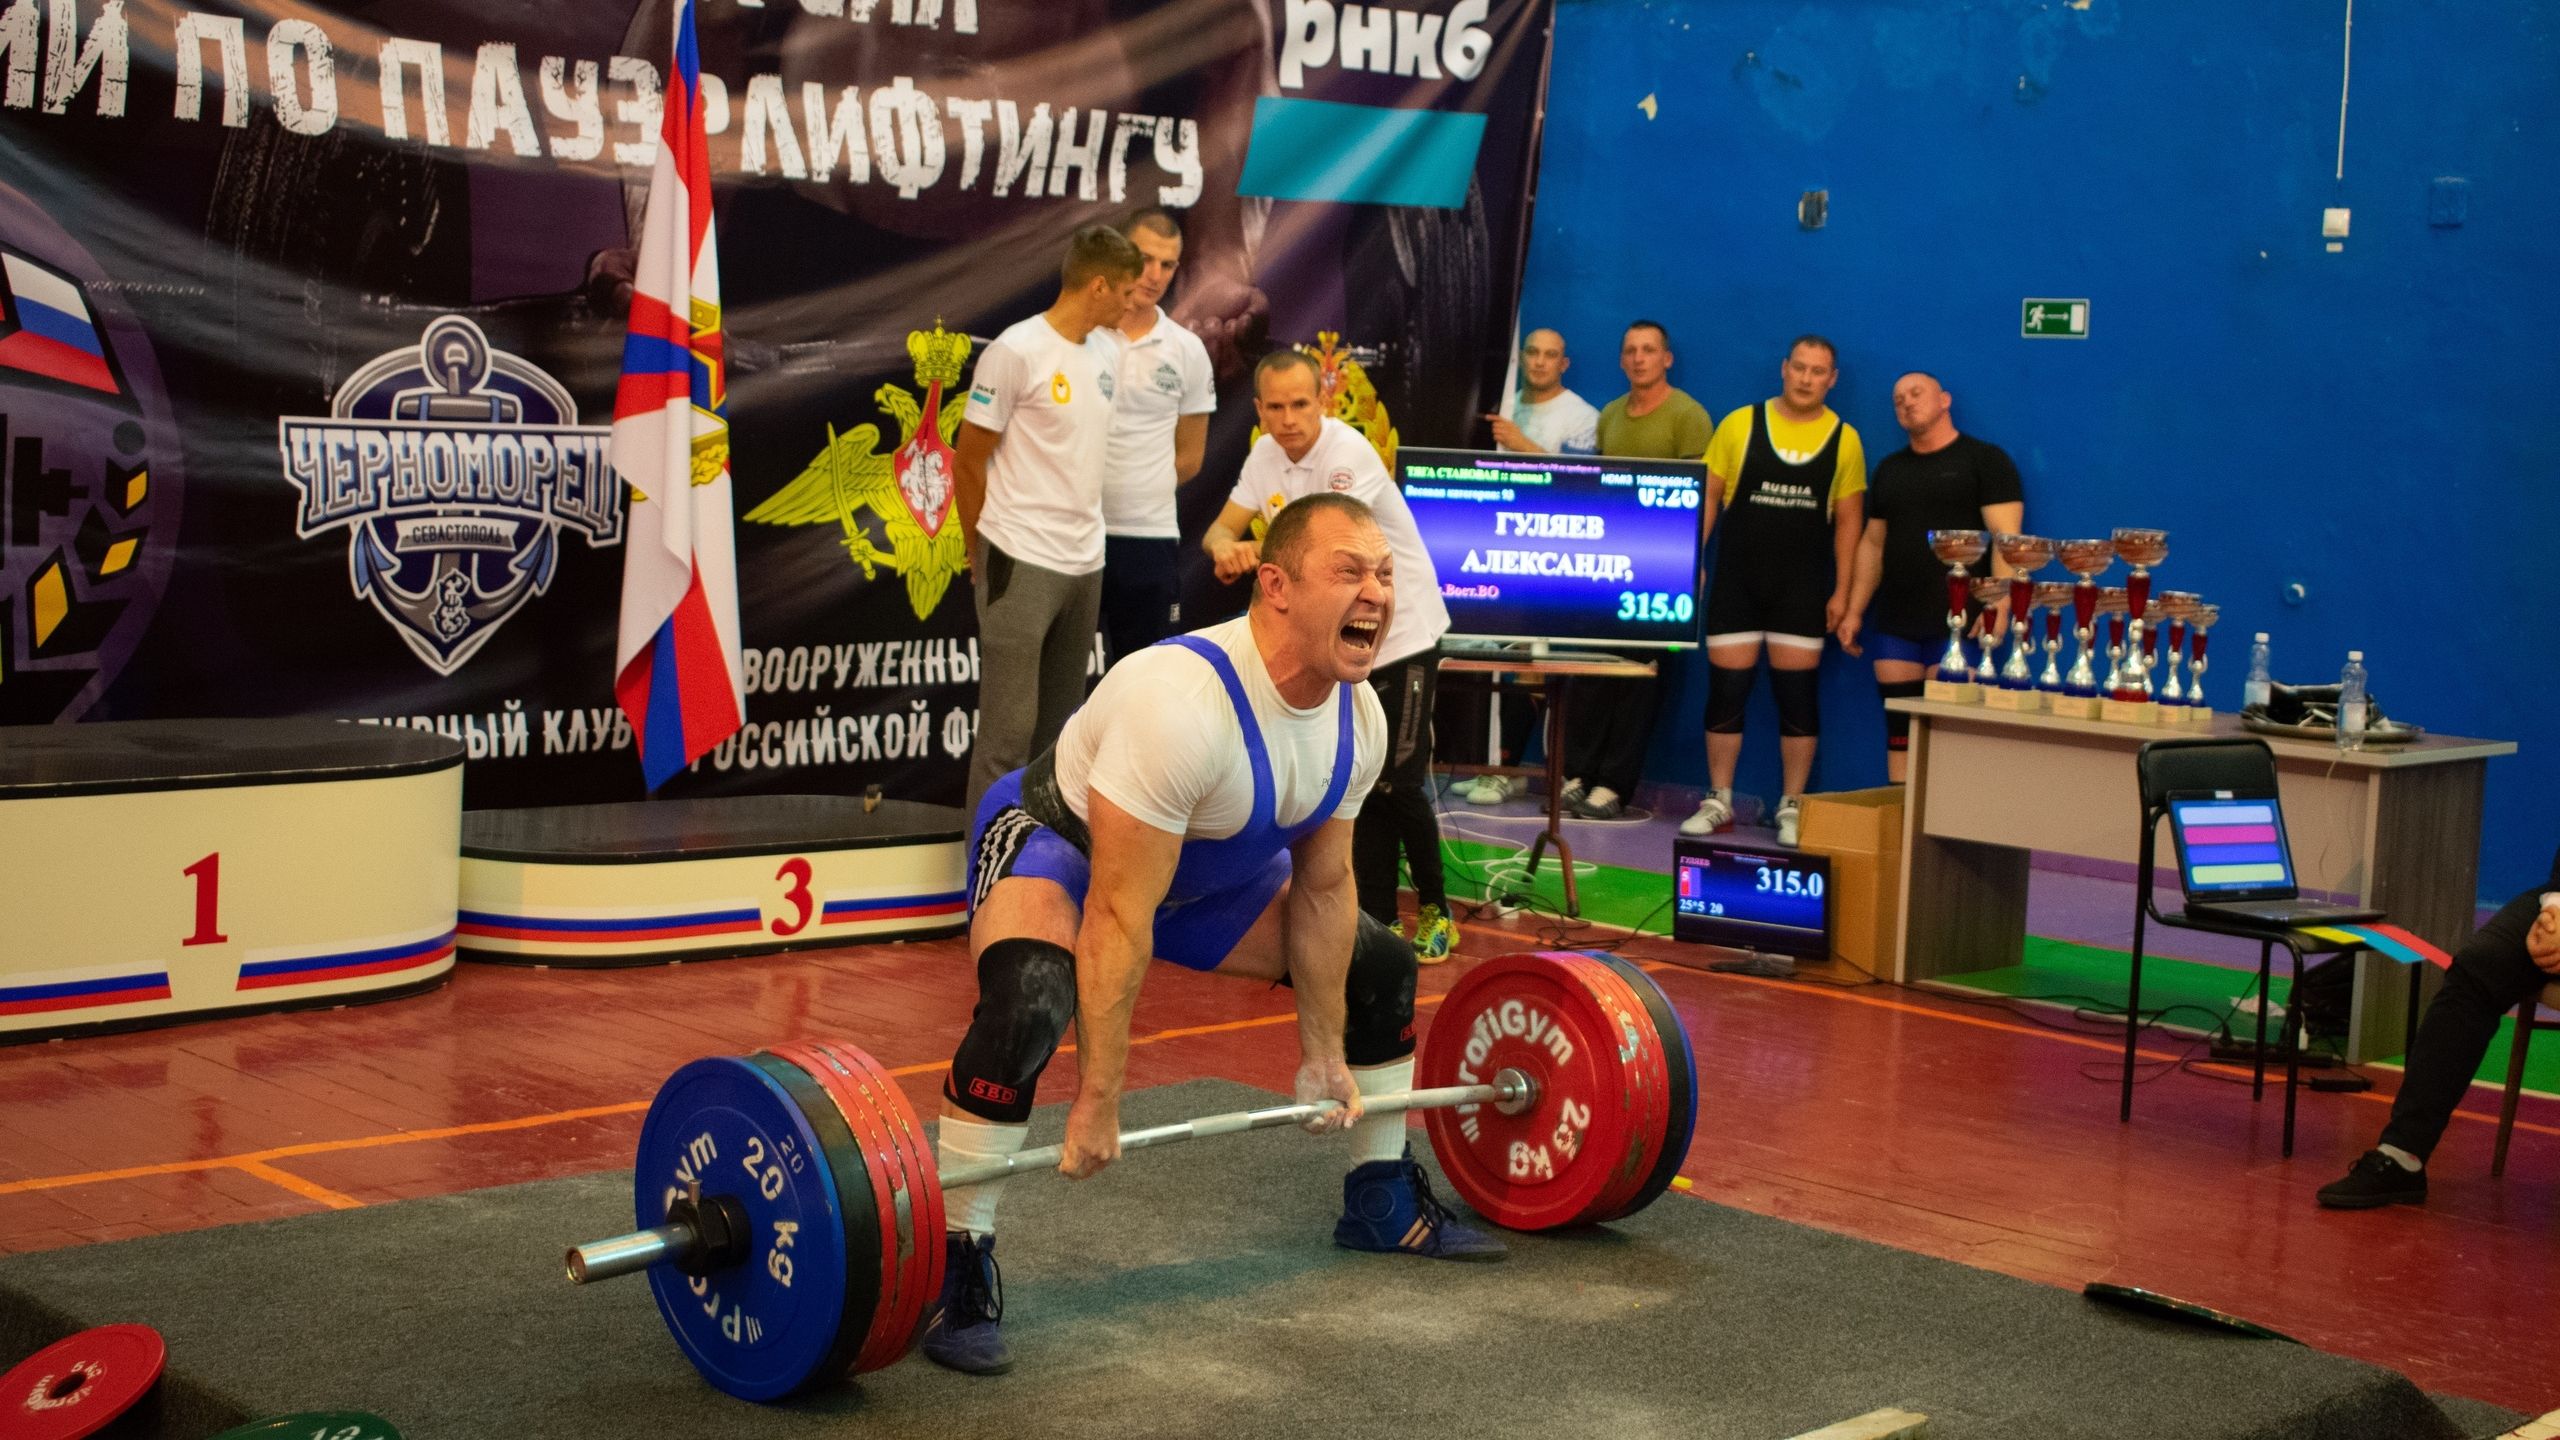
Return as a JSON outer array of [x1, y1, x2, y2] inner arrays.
[[2167, 795, 2297, 897]]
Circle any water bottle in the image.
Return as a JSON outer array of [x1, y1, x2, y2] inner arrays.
[[2336, 651, 2368, 752], [2243, 633, 2273, 711]]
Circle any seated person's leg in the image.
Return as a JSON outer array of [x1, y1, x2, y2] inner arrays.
[[2319, 886, 2554, 1208]]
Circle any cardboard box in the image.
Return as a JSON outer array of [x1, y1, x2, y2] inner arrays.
[[1795, 787, 1905, 977]]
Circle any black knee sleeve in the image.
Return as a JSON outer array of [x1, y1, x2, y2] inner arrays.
[[1343, 912, 1418, 1065], [1877, 679, 1925, 751], [944, 938, 1077, 1123], [1770, 666, 1821, 739], [1704, 663, 1755, 735]]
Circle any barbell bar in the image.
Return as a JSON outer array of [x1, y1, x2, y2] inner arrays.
[[563, 950, 1699, 1402], [567, 1071, 1536, 1286]]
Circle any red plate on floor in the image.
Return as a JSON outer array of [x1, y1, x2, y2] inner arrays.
[[1555, 955, 1667, 1221], [766, 1042, 910, 1376], [1418, 953, 1649, 1230], [2, 1323, 166, 1440], [816, 1041, 945, 1364]]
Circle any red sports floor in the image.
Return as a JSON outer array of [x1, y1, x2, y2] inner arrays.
[[3, 917, 2555, 1415]]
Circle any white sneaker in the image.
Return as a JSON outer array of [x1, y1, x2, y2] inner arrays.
[[1557, 776, 1587, 807], [1460, 774, 1516, 805], [1775, 795, 1803, 848], [1679, 791, 1734, 837]]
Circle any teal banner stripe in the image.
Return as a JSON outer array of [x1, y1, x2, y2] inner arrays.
[[1236, 97, 1487, 208]]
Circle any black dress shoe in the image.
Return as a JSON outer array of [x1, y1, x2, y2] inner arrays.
[[2316, 1150, 2427, 1210]]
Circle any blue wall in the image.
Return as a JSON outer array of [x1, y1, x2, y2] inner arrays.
[[1517, 0, 2560, 900]]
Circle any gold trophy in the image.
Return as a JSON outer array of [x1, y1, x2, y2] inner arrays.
[[2103, 528, 2169, 722], [1924, 529, 1990, 703], [1986, 534, 2055, 712], [2053, 539, 2114, 719]]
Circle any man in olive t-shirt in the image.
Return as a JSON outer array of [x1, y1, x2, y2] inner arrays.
[[1558, 320, 1713, 820]]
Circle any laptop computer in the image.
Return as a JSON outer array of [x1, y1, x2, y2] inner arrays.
[[2164, 790, 2383, 926]]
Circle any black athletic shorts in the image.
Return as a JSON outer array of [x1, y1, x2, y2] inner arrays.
[[1703, 559, 1831, 648]]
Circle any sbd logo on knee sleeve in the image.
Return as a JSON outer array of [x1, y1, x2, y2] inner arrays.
[[966, 1078, 1019, 1107]]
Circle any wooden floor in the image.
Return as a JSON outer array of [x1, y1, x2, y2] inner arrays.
[[3, 918, 2555, 1415]]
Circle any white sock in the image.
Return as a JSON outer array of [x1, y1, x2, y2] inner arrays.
[[1347, 1058, 1416, 1166], [2377, 1143, 2423, 1173], [938, 1113, 1031, 1236]]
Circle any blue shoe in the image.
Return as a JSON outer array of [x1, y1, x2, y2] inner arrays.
[[1334, 1146, 1507, 1260], [921, 1231, 1012, 1374]]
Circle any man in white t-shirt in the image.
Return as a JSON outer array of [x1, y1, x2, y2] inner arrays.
[[922, 495, 1503, 1376], [1484, 327, 1600, 456], [1089, 208, 1217, 666], [956, 225, 1143, 808], [1203, 353, 1460, 965]]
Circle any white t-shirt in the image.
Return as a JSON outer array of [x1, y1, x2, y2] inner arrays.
[[1514, 388, 1600, 455], [1090, 309, 1217, 538], [1052, 615, 1385, 839], [962, 314, 1115, 576], [1228, 417, 1451, 667]]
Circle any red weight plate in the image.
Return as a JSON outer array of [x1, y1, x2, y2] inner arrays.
[[763, 1044, 909, 1377], [821, 1042, 946, 1364], [825, 1044, 938, 1374], [1417, 953, 1640, 1230], [1556, 955, 1668, 1222], [1, 1323, 166, 1440]]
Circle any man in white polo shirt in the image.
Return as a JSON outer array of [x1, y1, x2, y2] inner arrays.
[[955, 225, 1144, 808], [1201, 352, 1460, 963], [1089, 208, 1217, 666]]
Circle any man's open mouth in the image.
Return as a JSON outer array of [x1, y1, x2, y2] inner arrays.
[[1340, 619, 1380, 651]]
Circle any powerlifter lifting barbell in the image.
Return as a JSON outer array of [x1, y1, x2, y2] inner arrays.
[[561, 951, 1699, 1402]]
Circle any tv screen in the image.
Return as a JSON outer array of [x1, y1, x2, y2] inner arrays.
[[1397, 447, 1706, 650], [1671, 839, 1833, 959]]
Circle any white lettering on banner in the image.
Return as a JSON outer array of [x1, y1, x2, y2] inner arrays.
[[945, 95, 990, 188], [869, 76, 942, 197], [377, 36, 447, 144], [1153, 116, 1201, 206], [466, 42, 540, 155], [698, 71, 728, 135], [172, 12, 245, 126], [267, 19, 333, 134], [1280, 0, 1487, 89], [1457, 548, 1636, 583], [741, 73, 807, 177], [1046, 104, 1106, 202], [992, 98, 1052, 198], [606, 55, 659, 166], [359, 701, 532, 758], [805, 82, 869, 183], [43, 0, 126, 116], [0, 1, 35, 110], [539, 55, 601, 161]]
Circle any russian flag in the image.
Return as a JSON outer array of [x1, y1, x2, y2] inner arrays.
[[612, 0, 745, 792], [0, 253, 119, 395]]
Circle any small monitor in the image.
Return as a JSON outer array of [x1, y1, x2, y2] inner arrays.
[[1397, 446, 1706, 650], [2165, 793, 2299, 900], [1672, 838, 1833, 959]]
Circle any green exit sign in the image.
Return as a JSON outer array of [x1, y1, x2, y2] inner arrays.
[[2022, 299, 2089, 339]]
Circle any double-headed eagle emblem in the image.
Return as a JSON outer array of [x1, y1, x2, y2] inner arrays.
[[745, 323, 973, 620]]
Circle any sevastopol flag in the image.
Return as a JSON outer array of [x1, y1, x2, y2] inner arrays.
[[612, 0, 744, 791]]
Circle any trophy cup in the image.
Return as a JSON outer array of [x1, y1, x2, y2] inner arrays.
[[2033, 580, 2074, 695], [1971, 576, 2009, 689], [2096, 586, 2131, 715], [1924, 529, 1990, 702], [1987, 534, 2056, 710], [2181, 602, 2221, 724], [2106, 528, 2169, 720], [2155, 592, 2202, 707], [2053, 539, 2114, 719]]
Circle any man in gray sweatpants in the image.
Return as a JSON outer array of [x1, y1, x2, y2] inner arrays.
[[955, 226, 1144, 808]]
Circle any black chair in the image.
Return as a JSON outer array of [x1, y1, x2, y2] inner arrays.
[[2127, 737, 2376, 1157]]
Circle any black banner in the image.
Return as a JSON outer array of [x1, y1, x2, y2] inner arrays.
[[0, 0, 1551, 804]]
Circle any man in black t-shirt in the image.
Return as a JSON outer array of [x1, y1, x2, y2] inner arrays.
[[1835, 372, 2024, 781]]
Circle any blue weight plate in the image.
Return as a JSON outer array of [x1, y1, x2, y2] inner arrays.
[[632, 1056, 861, 1401], [1577, 951, 1699, 1221]]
